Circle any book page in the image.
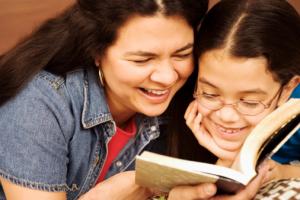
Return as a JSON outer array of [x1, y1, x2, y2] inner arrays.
[[136, 151, 249, 192], [232, 99, 300, 182]]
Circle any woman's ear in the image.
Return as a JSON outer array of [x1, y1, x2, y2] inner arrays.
[[94, 54, 101, 67], [278, 75, 300, 106]]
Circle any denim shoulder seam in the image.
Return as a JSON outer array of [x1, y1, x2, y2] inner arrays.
[[37, 71, 65, 90], [0, 169, 79, 192]]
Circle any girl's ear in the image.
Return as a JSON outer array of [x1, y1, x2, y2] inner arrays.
[[278, 75, 300, 106]]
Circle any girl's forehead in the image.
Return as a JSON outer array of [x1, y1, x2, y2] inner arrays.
[[198, 49, 280, 92], [199, 49, 269, 78]]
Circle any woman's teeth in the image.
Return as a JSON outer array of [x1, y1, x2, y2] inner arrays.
[[143, 89, 168, 95]]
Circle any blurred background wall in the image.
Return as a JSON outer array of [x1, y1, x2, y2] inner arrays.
[[0, 0, 299, 55], [0, 0, 74, 54]]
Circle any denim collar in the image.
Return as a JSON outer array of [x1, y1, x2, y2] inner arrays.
[[81, 68, 114, 129]]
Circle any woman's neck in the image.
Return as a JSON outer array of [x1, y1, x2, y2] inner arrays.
[[106, 92, 136, 128]]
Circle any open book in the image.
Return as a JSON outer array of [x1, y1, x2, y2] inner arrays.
[[135, 98, 300, 194]]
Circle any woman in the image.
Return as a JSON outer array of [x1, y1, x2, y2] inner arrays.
[[169, 0, 300, 199], [0, 0, 209, 199]]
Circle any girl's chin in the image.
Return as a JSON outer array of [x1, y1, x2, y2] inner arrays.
[[214, 146, 240, 165], [216, 158, 236, 167], [214, 138, 244, 153], [209, 125, 250, 151]]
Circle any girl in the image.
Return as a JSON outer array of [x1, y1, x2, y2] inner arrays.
[[0, 0, 209, 199], [170, 0, 300, 199]]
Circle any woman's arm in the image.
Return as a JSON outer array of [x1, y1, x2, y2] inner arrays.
[[0, 177, 66, 200], [78, 171, 153, 200]]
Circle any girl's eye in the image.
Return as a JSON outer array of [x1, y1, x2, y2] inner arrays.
[[202, 92, 219, 100], [239, 100, 261, 108]]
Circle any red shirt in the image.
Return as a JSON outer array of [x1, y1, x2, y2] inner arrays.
[[97, 119, 137, 183]]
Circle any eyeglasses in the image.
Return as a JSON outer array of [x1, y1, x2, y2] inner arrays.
[[193, 87, 282, 116]]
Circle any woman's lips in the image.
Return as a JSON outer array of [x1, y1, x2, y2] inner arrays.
[[139, 88, 170, 103]]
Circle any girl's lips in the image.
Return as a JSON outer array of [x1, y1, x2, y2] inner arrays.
[[213, 122, 247, 138], [216, 124, 242, 134]]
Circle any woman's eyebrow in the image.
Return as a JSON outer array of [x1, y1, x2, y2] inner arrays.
[[173, 43, 193, 54], [124, 51, 156, 57], [124, 43, 193, 57]]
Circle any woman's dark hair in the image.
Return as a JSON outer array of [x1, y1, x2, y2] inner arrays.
[[0, 0, 208, 106], [167, 0, 300, 162]]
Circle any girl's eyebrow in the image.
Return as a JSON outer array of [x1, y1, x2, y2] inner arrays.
[[198, 78, 217, 88], [124, 43, 193, 57], [198, 78, 268, 95]]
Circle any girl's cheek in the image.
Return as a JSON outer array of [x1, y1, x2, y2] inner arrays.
[[196, 103, 212, 117]]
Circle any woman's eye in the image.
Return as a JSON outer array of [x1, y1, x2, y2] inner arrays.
[[130, 58, 152, 64], [173, 53, 192, 60]]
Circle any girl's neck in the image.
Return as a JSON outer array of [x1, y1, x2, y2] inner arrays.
[[216, 159, 233, 167]]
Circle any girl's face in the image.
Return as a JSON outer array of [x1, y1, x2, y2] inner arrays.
[[98, 15, 194, 125], [196, 49, 282, 157]]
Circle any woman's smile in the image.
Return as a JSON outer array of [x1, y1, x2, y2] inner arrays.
[[138, 87, 170, 103]]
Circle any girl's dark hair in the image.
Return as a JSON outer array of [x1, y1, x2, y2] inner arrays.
[[167, 0, 300, 162], [197, 0, 300, 85], [0, 0, 208, 106]]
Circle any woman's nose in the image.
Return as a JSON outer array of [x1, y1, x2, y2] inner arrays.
[[150, 61, 178, 86]]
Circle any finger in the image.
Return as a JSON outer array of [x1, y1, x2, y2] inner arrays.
[[184, 101, 197, 121], [184, 101, 196, 120], [213, 166, 268, 200], [192, 112, 202, 133], [258, 159, 278, 183], [193, 123, 210, 145], [185, 102, 198, 128], [239, 170, 266, 199], [168, 183, 217, 200]]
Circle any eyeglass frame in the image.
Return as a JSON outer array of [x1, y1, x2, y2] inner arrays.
[[193, 86, 283, 116]]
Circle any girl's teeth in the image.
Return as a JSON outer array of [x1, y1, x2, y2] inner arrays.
[[217, 125, 241, 134], [144, 89, 168, 95]]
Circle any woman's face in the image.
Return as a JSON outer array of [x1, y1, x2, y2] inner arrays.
[[196, 49, 282, 157], [99, 15, 194, 123]]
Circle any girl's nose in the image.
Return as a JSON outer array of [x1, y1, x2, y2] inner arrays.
[[215, 105, 241, 122]]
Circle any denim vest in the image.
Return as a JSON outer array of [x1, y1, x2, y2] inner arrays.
[[0, 68, 167, 200]]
